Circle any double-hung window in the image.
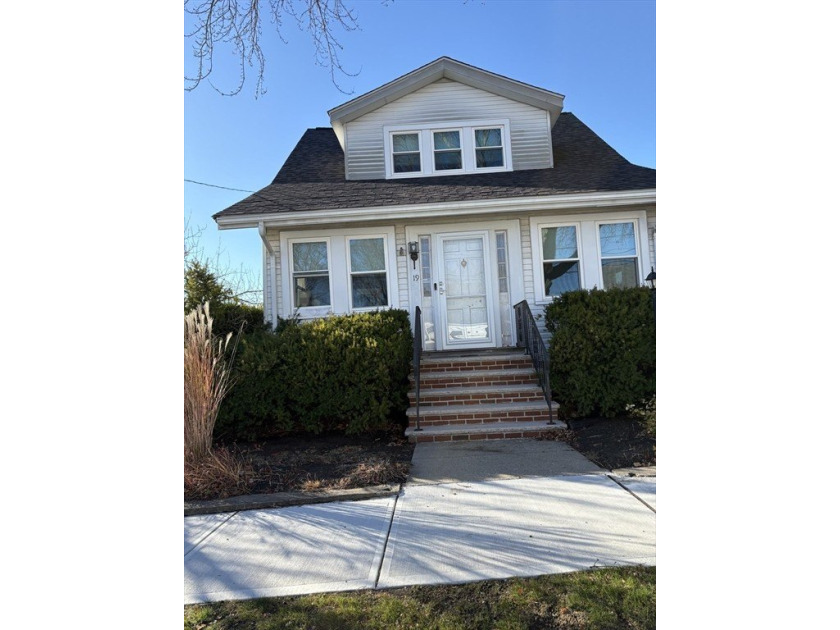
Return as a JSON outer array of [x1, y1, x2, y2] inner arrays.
[[391, 132, 421, 174], [292, 240, 331, 307], [540, 225, 581, 298], [598, 222, 639, 289], [433, 130, 462, 171], [475, 127, 504, 168], [385, 120, 510, 178], [348, 237, 389, 309]]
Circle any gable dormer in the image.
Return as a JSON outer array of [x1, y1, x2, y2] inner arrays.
[[328, 57, 565, 181]]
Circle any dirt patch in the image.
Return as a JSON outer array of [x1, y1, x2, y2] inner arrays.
[[561, 416, 655, 470], [185, 416, 654, 501], [185, 427, 414, 501]]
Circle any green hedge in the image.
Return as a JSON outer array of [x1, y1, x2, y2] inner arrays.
[[544, 287, 655, 418], [211, 303, 268, 338], [216, 309, 412, 441]]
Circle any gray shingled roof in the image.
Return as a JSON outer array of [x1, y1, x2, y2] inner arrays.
[[213, 113, 655, 219]]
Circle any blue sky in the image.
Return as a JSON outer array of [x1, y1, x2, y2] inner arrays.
[[184, 0, 655, 297]]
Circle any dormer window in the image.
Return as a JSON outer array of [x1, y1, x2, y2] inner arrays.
[[392, 133, 421, 173], [385, 119, 511, 179], [475, 128, 504, 168], [433, 130, 462, 171]]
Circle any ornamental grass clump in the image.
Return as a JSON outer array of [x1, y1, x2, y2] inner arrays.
[[184, 303, 237, 464]]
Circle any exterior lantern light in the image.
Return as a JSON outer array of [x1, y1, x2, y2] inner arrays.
[[408, 241, 420, 269], [645, 267, 656, 289]]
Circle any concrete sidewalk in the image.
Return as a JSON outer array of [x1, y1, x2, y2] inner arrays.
[[185, 439, 655, 604]]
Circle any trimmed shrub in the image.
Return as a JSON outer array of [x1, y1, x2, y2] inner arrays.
[[210, 302, 267, 338], [216, 309, 412, 441], [545, 287, 655, 418], [213, 329, 296, 441]]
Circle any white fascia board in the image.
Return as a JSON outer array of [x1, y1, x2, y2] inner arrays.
[[328, 65, 445, 123], [328, 58, 564, 126], [215, 189, 656, 230], [441, 65, 564, 121]]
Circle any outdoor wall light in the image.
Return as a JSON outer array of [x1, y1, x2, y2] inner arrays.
[[408, 241, 419, 269], [645, 267, 656, 289]]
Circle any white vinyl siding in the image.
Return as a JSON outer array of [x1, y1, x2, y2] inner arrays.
[[395, 222, 410, 309], [344, 79, 553, 180], [263, 230, 283, 326], [646, 209, 656, 270]]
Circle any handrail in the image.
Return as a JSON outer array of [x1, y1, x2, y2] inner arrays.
[[413, 306, 422, 431], [513, 300, 554, 425]]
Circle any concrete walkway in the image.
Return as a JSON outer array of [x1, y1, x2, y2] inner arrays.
[[185, 440, 655, 604]]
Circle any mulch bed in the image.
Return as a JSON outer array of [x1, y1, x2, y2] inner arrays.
[[561, 416, 656, 470], [187, 417, 654, 501], [227, 427, 415, 496]]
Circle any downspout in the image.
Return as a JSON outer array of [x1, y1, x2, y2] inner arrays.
[[258, 222, 277, 329]]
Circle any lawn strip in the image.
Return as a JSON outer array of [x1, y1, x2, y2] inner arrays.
[[184, 566, 655, 630]]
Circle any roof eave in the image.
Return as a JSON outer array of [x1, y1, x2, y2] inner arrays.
[[214, 189, 655, 230]]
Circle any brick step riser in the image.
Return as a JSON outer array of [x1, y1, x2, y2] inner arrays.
[[408, 393, 546, 406], [410, 429, 554, 443], [419, 360, 533, 374], [413, 374, 538, 388], [408, 413, 553, 427]]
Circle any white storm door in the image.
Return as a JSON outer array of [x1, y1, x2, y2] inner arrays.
[[435, 233, 495, 349]]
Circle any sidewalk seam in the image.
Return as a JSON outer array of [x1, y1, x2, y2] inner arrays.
[[373, 485, 401, 588], [607, 475, 655, 513], [185, 511, 238, 557]]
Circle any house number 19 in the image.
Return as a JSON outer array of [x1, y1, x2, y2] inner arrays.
[[412, 274, 420, 282]]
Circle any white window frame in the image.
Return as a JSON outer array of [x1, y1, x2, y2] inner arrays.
[[495, 230, 509, 294], [431, 128, 464, 174], [474, 126, 507, 170], [389, 131, 423, 175], [596, 220, 642, 290], [536, 222, 584, 301], [345, 234, 391, 312], [384, 119, 512, 179], [289, 236, 333, 311]]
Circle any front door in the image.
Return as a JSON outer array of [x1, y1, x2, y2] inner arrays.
[[435, 233, 496, 349]]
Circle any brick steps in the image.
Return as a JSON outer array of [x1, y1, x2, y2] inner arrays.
[[408, 383, 546, 406], [410, 367, 539, 388], [417, 352, 535, 373], [405, 420, 566, 443], [406, 349, 564, 442], [410, 401, 556, 427]]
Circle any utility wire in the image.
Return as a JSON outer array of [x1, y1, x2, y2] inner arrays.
[[185, 178, 287, 211], [184, 178, 257, 194]]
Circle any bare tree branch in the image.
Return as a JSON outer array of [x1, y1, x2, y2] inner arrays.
[[184, 0, 361, 97]]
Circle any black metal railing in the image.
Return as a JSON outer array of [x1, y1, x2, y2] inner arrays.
[[413, 306, 422, 431], [514, 300, 554, 425]]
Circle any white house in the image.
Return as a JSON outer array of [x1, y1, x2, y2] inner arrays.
[[214, 57, 656, 353]]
